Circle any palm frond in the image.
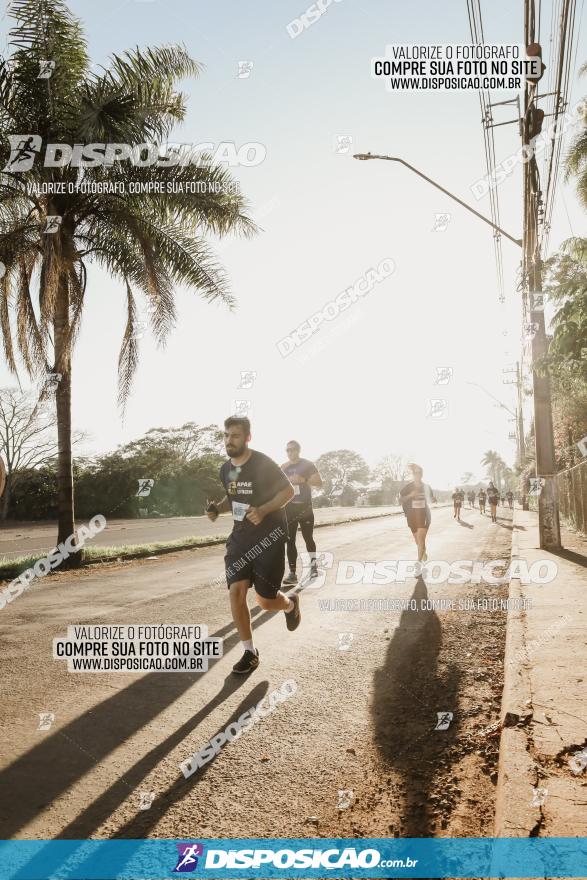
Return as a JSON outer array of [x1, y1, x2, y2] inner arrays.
[[16, 254, 46, 373], [117, 279, 139, 408], [106, 45, 200, 91]]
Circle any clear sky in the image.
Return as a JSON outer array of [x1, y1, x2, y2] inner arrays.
[[1, 0, 585, 489]]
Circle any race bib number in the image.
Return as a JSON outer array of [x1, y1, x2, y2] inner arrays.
[[232, 501, 249, 522], [412, 498, 425, 509], [293, 485, 301, 496]]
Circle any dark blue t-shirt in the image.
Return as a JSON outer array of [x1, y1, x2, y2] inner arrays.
[[219, 450, 291, 549], [282, 458, 318, 509]]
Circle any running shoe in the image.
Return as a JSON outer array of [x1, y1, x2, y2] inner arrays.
[[283, 570, 298, 585], [232, 649, 259, 675], [285, 593, 301, 631]]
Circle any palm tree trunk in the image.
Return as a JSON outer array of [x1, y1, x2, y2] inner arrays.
[[54, 273, 78, 558]]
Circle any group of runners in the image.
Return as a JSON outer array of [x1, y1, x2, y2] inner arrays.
[[451, 485, 514, 523], [206, 417, 515, 674]]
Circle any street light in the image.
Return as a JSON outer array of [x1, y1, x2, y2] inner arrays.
[[353, 153, 523, 247]]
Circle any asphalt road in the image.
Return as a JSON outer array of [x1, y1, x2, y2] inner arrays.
[[0, 504, 514, 845], [0, 506, 402, 559]]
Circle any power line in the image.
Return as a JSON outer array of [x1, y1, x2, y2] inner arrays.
[[466, 0, 506, 303], [541, 0, 580, 254]]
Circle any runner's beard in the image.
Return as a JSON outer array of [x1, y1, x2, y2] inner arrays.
[[226, 440, 247, 458]]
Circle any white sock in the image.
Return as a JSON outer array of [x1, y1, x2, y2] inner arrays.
[[285, 597, 294, 612], [242, 639, 256, 654]]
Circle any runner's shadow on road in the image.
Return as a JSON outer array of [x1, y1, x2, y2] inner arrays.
[[11, 682, 271, 880], [457, 519, 474, 529], [0, 604, 277, 839], [372, 576, 460, 836], [56, 674, 255, 839], [114, 681, 271, 839]]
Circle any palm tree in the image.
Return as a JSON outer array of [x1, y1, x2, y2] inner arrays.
[[481, 450, 501, 487], [502, 466, 514, 492], [0, 0, 255, 550]]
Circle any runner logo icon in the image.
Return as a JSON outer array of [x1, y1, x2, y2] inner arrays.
[[173, 843, 204, 873]]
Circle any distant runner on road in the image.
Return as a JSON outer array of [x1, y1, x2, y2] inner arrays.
[[452, 487, 463, 520], [478, 488, 487, 514], [281, 441, 323, 585], [206, 417, 300, 675], [467, 490, 476, 508], [506, 490, 514, 510], [399, 463, 436, 563], [487, 482, 499, 523]]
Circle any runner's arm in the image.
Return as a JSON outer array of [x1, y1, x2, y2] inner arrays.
[[246, 484, 295, 526], [258, 484, 295, 516], [307, 471, 323, 488]]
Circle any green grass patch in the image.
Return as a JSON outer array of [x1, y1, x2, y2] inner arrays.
[[0, 533, 229, 582]]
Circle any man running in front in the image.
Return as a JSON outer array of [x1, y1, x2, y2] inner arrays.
[[206, 417, 300, 674], [282, 441, 323, 585]]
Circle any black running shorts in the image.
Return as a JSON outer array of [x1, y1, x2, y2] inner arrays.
[[224, 537, 286, 599], [406, 507, 431, 532]]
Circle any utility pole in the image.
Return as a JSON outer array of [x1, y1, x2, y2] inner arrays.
[[516, 362, 526, 469], [522, 11, 562, 549], [503, 361, 526, 469]]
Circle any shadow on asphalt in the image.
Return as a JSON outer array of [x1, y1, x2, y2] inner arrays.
[[457, 520, 474, 530], [0, 604, 278, 839], [551, 546, 587, 568], [10, 682, 271, 880], [110, 680, 271, 839], [56, 674, 261, 839], [372, 576, 461, 836]]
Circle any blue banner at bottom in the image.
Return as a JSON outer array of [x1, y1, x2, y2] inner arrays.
[[1, 838, 586, 879]]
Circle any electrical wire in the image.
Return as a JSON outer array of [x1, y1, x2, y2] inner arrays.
[[466, 0, 506, 303], [541, 0, 580, 254]]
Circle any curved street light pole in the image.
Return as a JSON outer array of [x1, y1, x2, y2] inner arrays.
[[353, 153, 523, 247]]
